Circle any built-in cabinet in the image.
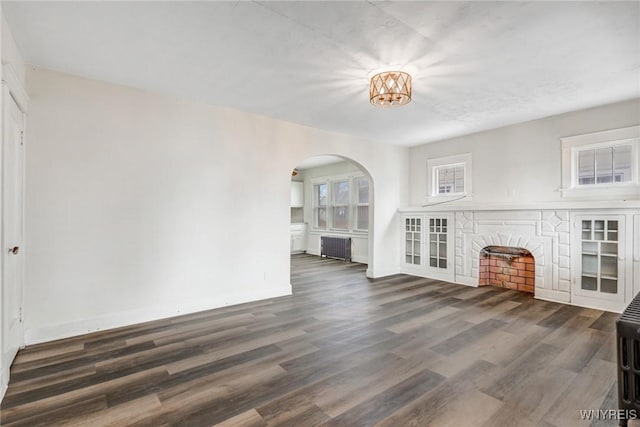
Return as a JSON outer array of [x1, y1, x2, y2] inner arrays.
[[290, 223, 307, 253], [573, 214, 626, 311], [290, 181, 303, 207], [398, 206, 638, 313], [428, 217, 449, 270], [403, 216, 422, 267], [401, 213, 454, 281]]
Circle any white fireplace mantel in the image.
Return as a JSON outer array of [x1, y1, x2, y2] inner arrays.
[[398, 205, 640, 312], [398, 199, 640, 213]]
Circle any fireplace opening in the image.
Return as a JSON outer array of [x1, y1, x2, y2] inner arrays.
[[479, 246, 534, 294]]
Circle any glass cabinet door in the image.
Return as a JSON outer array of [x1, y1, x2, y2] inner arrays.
[[404, 217, 421, 265], [428, 217, 448, 269], [579, 218, 621, 297]]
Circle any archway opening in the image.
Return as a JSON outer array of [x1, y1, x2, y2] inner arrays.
[[288, 155, 374, 282]]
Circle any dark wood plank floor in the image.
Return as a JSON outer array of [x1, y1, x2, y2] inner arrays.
[[0, 254, 622, 426]]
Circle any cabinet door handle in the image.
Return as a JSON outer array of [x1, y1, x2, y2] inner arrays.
[[10, 246, 19, 255]]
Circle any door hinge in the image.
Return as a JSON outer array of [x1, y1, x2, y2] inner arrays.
[[20, 130, 24, 146], [19, 306, 23, 322]]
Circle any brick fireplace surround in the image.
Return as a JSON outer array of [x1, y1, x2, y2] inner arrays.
[[479, 246, 535, 293]]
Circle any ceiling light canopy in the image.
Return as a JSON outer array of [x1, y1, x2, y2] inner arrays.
[[369, 71, 412, 108]]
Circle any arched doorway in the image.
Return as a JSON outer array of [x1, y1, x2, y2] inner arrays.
[[288, 155, 374, 281]]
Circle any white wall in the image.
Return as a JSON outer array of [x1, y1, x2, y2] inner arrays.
[[1, 16, 26, 84], [408, 99, 640, 207], [24, 67, 408, 344], [298, 160, 369, 263]]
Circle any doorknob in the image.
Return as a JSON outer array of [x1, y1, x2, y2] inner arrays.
[[9, 246, 19, 255]]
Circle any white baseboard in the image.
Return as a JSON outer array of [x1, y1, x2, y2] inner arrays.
[[570, 294, 623, 313], [24, 284, 292, 345], [453, 275, 478, 287], [534, 288, 571, 304]]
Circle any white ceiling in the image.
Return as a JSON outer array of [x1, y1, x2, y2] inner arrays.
[[3, 1, 639, 147]]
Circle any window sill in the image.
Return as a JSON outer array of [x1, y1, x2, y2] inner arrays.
[[426, 194, 472, 204], [309, 229, 368, 237], [561, 184, 640, 200]]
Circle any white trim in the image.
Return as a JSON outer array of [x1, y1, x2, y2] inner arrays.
[[561, 125, 640, 148], [308, 229, 368, 237], [398, 200, 640, 212], [570, 294, 624, 313], [353, 176, 370, 232], [1, 64, 29, 113], [535, 288, 571, 304], [309, 171, 365, 185], [311, 182, 328, 230], [453, 275, 477, 287]]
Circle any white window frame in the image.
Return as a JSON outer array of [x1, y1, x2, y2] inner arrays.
[[561, 125, 640, 199], [427, 153, 472, 203], [433, 163, 465, 196], [354, 176, 370, 232], [310, 173, 368, 233], [313, 182, 327, 230], [331, 179, 350, 231]]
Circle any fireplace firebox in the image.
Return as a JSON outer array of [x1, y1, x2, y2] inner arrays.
[[479, 246, 535, 293]]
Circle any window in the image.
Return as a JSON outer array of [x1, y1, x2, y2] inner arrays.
[[313, 183, 327, 229], [561, 126, 639, 199], [434, 164, 465, 195], [355, 177, 369, 230], [427, 153, 472, 202], [576, 144, 633, 185], [312, 175, 369, 232], [332, 180, 350, 230]]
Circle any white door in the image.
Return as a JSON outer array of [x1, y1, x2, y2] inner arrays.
[[2, 86, 25, 390]]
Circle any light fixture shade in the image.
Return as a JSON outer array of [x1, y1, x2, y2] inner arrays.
[[369, 71, 412, 107]]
